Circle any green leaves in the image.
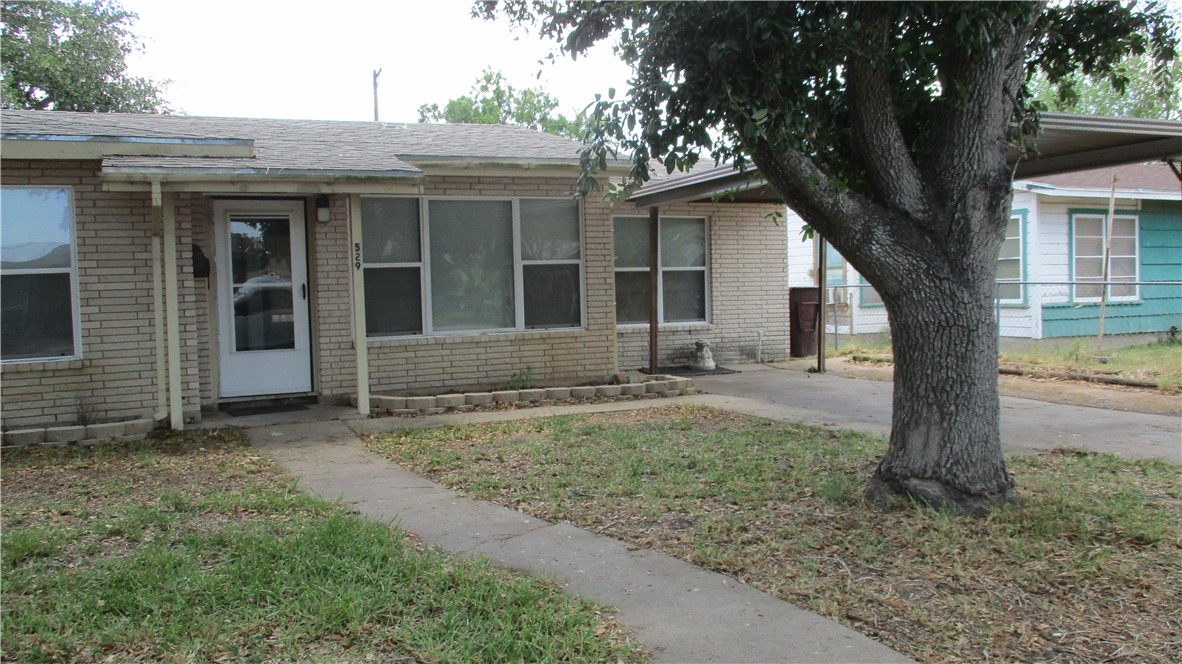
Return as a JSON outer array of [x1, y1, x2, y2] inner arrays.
[[1, 0, 171, 113], [417, 67, 589, 139]]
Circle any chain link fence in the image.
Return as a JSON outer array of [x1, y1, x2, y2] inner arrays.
[[823, 281, 1182, 352]]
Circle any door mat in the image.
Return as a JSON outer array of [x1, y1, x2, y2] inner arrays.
[[221, 402, 310, 417], [640, 365, 739, 377]]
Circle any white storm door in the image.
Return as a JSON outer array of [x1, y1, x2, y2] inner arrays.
[[214, 200, 312, 398]]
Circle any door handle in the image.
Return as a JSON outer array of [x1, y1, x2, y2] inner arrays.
[[301, 283, 307, 301]]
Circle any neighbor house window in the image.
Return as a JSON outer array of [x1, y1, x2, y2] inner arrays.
[[613, 216, 708, 325], [361, 197, 582, 336], [1072, 213, 1139, 301], [1, 187, 79, 362], [996, 212, 1024, 303]]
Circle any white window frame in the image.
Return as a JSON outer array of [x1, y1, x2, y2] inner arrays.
[[0, 186, 82, 363], [613, 215, 711, 327], [1071, 212, 1140, 303], [360, 198, 426, 337], [361, 196, 585, 338], [996, 211, 1024, 305]]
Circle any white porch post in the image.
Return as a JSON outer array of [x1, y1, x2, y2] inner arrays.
[[349, 194, 371, 416], [151, 183, 168, 422], [163, 191, 184, 429]]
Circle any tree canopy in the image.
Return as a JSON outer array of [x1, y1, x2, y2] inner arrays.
[[1028, 52, 1181, 119], [483, 1, 1178, 515], [418, 68, 587, 139], [1, 0, 170, 113]]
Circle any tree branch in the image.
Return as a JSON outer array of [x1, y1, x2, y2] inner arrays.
[[846, 3, 931, 222], [750, 135, 949, 299]]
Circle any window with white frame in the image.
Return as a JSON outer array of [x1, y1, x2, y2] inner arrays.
[[1072, 213, 1139, 301], [1, 187, 79, 362], [996, 212, 1023, 303], [613, 216, 708, 325], [361, 197, 582, 337]]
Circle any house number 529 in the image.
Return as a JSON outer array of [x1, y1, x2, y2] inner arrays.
[[354, 242, 362, 271]]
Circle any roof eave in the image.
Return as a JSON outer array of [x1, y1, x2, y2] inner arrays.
[[100, 167, 424, 181], [1, 134, 254, 160]]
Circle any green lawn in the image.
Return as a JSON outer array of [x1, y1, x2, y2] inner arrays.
[[1, 430, 647, 663], [369, 405, 1182, 664]]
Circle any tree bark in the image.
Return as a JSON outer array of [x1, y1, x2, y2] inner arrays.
[[865, 266, 1018, 517]]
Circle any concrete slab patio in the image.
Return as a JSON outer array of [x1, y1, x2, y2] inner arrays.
[[249, 416, 912, 664]]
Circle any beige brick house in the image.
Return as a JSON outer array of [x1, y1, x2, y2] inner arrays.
[[1, 110, 788, 432]]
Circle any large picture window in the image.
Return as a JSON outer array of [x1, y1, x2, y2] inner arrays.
[[1, 187, 79, 362], [1072, 213, 1139, 302], [361, 197, 582, 337], [613, 216, 708, 325]]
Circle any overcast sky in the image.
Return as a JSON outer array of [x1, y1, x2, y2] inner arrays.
[[120, 0, 633, 123]]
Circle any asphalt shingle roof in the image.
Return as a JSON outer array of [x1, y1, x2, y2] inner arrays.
[[1, 110, 592, 177], [1022, 163, 1180, 195]]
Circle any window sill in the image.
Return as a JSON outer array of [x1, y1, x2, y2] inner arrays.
[[367, 327, 588, 347], [0, 358, 88, 373], [1043, 300, 1142, 309], [617, 322, 712, 333]]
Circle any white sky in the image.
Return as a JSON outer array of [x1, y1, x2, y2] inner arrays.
[[120, 0, 633, 123]]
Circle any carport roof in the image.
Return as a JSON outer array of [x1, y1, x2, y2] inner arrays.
[[629, 112, 1182, 207]]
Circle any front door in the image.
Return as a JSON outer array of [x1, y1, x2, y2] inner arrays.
[[214, 200, 312, 398]]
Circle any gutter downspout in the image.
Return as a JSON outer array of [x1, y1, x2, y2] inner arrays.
[[151, 182, 168, 422], [648, 207, 660, 374], [349, 194, 371, 416], [163, 191, 184, 429]]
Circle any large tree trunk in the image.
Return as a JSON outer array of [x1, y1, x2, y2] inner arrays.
[[865, 267, 1018, 516]]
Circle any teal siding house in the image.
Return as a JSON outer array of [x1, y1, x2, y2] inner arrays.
[[786, 163, 1182, 341]]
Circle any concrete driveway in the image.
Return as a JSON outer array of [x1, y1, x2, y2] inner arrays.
[[694, 363, 1181, 462]]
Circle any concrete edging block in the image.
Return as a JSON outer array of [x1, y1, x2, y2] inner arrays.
[[85, 421, 127, 440], [124, 419, 155, 437], [405, 396, 437, 410], [570, 386, 597, 399], [4, 428, 46, 446], [372, 396, 406, 410], [518, 388, 545, 402], [596, 385, 622, 397], [620, 384, 646, 396], [465, 392, 494, 406], [436, 394, 465, 408], [545, 387, 572, 400], [492, 390, 519, 403], [646, 380, 669, 394], [44, 425, 87, 444]]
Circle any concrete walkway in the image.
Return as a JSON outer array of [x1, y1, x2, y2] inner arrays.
[[696, 363, 1182, 462], [248, 409, 911, 664]]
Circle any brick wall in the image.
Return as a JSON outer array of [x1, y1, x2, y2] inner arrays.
[[0, 160, 207, 429], [613, 201, 790, 370], [311, 195, 357, 395]]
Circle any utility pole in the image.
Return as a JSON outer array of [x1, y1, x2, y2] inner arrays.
[[372, 68, 382, 121]]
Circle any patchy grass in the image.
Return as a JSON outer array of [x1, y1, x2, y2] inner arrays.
[[1, 430, 647, 664], [368, 405, 1182, 664], [1000, 339, 1182, 392], [835, 338, 1182, 392]]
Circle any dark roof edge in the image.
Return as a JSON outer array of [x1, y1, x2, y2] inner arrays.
[[2, 133, 254, 147], [101, 166, 423, 180]]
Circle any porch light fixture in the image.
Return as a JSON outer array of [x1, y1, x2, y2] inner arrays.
[[315, 195, 331, 223]]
